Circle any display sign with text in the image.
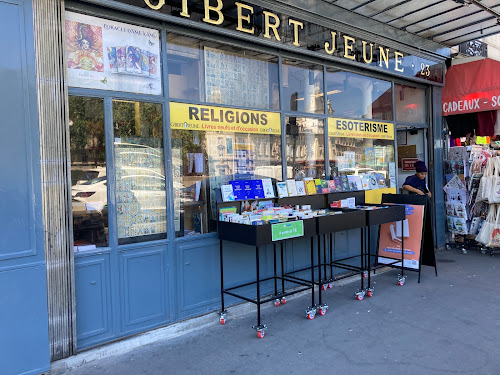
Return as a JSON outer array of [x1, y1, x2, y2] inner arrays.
[[272, 220, 304, 241], [328, 118, 394, 140]]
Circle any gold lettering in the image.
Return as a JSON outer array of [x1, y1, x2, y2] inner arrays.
[[394, 51, 404, 72], [343, 35, 355, 60], [324, 31, 337, 55], [144, 0, 164, 10], [180, 0, 190, 17], [235, 2, 254, 34], [361, 41, 373, 64], [263, 11, 281, 41], [203, 0, 224, 25], [288, 19, 303, 47], [378, 47, 389, 68]]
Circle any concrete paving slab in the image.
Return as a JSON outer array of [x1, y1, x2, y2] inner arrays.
[[54, 249, 500, 375]]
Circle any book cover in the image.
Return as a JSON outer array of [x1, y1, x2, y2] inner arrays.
[[295, 180, 306, 196], [141, 50, 150, 75], [374, 173, 385, 188], [252, 180, 265, 199], [242, 180, 254, 199], [368, 173, 378, 189], [116, 46, 126, 72], [327, 180, 336, 192], [361, 176, 370, 190], [340, 176, 350, 191], [221, 184, 235, 202], [320, 180, 329, 194], [107, 47, 117, 72], [286, 179, 298, 196], [126, 46, 142, 74], [262, 178, 275, 198], [149, 53, 158, 77], [231, 180, 245, 200], [314, 179, 322, 194], [305, 180, 317, 195], [219, 206, 237, 220], [348, 176, 363, 191], [276, 181, 289, 198], [333, 177, 344, 192]]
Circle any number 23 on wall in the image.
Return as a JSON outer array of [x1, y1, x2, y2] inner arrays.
[[420, 63, 430, 77]]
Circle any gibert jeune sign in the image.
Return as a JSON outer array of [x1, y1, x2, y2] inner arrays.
[[125, 0, 443, 83]]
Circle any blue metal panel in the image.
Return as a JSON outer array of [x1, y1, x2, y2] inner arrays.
[[0, 0, 50, 373], [74, 253, 113, 347], [178, 238, 220, 315], [0, 264, 50, 375], [119, 246, 168, 333], [0, 0, 39, 261]]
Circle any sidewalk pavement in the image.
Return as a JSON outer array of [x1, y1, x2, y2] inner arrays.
[[53, 249, 500, 375]]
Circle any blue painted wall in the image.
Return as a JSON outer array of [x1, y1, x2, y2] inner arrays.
[[0, 0, 50, 374]]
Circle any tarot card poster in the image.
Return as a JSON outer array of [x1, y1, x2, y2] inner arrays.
[[65, 11, 161, 95]]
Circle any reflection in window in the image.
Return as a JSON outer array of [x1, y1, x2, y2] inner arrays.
[[112, 100, 166, 245], [395, 84, 426, 124], [329, 137, 394, 189], [286, 117, 325, 179], [326, 70, 392, 120], [166, 33, 280, 110], [172, 128, 282, 237], [69, 96, 108, 251], [282, 60, 324, 114]]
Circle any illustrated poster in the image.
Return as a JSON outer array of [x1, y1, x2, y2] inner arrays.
[[378, 204, 424, 270], [65, 11, 161, 95]]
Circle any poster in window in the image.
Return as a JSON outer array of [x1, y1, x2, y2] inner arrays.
[[65, 11, 161, 95]]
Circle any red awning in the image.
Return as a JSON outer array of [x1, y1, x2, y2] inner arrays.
[[442, 58, 500, 116]]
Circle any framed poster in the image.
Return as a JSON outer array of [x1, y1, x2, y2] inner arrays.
[[65, 11, 162, 95]]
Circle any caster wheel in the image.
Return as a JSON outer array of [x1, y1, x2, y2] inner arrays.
[[274, 299, 280, 307], [462, 248, 467, 255], [307, 312, 315, 320], [367, 290, 373, 297], [257, 330, 265, 339], [220, 317, 226, 325], [322, 284, 327, 291], [319, 308, 327, 316], [281, 297, 287, 305], [446, 245, 451, 251], [328, 283, 333, 289], [363, 271, 368, 279], [398, 280, 404, 286], [356, 294, 364, 301]]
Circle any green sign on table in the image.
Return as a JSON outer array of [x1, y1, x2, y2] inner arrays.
[[272, 220, 304, 241]]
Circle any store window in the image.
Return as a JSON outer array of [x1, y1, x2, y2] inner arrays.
[[328, 119, 395, 189], [166, 33, 280, 110], [171, 105, 282, 237], [112, 100, 167, 244], [282, 60, 324, 114], [395, 84, 427, 124], [286, 117, 325, 179], [69, 96, 108, 251], [326, 69, 392, 121]]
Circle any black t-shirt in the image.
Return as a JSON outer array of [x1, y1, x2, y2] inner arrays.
[[403, 174, 428, 194]]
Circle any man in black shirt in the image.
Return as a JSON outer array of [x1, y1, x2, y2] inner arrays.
[[402, 161, 432, 197]]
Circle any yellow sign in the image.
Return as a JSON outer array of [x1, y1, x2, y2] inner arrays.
[[328, 118, 394, 140], [170, 102, 281, 135]]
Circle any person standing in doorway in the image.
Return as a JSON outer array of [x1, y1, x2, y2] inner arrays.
[[402, 160, 432, 197]]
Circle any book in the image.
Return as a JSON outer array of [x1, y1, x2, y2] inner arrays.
[[305, 179, 317, 195], [374, 173, 385, 188], [219, 206, 237, 220], [340, 176, 350, 191], [320, 180, 329, 194], [262, 178, 275, 198], [295, 180, 306, 196], [286, 179, 298, 196], [276, 181, 289, 198], [252, 180, 265, 199], [347, 176, 363, 191], [361, 176, 370, 190], [107, 47, 117, 72], [242, 180, 254, 199], [314, 178, 322, 194], [231, 180, 245, 200], [368, 173, 378, 189], [327, 180, 336, 193], [333, 177, 344, 192]]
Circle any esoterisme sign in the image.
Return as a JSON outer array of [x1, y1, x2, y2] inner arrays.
[[328, 117, 394, 140], [115, 0, 444, 83], [169, 102, 281, 134]]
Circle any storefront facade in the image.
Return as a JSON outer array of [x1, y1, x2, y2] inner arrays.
[[1, 0, 449, 373]]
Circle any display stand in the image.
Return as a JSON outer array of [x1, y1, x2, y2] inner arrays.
[[378, 194, 438, 283]]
